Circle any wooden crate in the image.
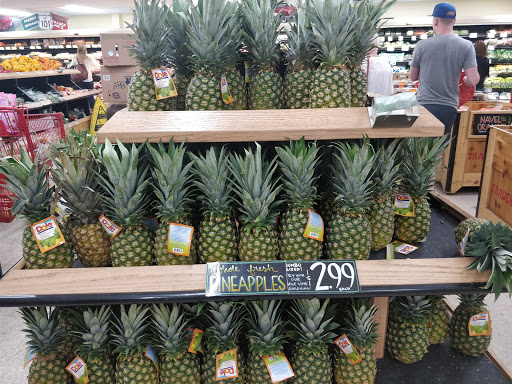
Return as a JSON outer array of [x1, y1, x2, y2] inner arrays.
[[477, 126, 512, 226], [438, 102, 512, 193]]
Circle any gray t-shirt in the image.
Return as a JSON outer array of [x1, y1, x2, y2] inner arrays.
[[411, 34, 477, 110]]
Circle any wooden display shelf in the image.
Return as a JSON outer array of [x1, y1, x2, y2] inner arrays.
[[95, 106, 445, 144], [0, 69, 80, 80], [62, 89, 101, 101], [0, 258, 490, 307], [23, 90, 100, 110], [66, 115, 92, 132]]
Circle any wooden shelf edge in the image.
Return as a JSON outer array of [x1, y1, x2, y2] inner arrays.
[[62, 89, 101, 102], [67, 115, 92, 128], [0, 69, 80, 80]]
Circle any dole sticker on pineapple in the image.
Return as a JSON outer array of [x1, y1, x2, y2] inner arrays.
[[262, 353, 294, 383], [30, 216, 66, 253], [335, 334, 362, 365], [394, 193, 415, 217], [65, 356, 89, 384], [468, 311, 492, 336], [216, 348, 238, 381], [458, 228, 470, 256], [167, 223, 194, 256], [145, 345, 159, 371], [392, 241, 418, 255], [244, 61, 250, 83], [151, 67, 177, 100], [303, 210, 324, 241], [24, 347, 37, 368], [99, 214, 122, 239], [220, 74, 234, 104], [188, 328, 204, 354]]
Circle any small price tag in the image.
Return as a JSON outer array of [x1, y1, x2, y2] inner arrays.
[[66, 44, 72, 48], [0, 47, 4, 50], [30, 45, 35, 49], [401, 46, 410, 52], [66, 356, 89, 384], [407, 30, 414, 36], [167, 223, 194, 256], [86, 44, 92, 48], [30, 216, 66, 253], [394, 193, 415, 217], [151, 67, 178, 100], [216, 349, 238, 381], [421, 34, 428, 40], [411, 36, 417, 41], [24, 348, 37, 368], [99, 214, 122, 239], [72, 45, 78, 48], [392, 241, 418, 255], [500, 32, 508, 38], [220, 74, 234, 104], [489, 45, 495, 51], [36, 46, 42, 49], [19, 47, 24, 50], [387, 36, 393, 42], [303, 210, 324, 241], [398, 36, 404, 41], [387, 46, 395, 52], [5, 46, 11, 50], [187, 328, 204, 354], [458, 228, 470, 256], [468, 311, 492, 336], [335, 334, 362, 365], [145, 345, 159, 371], [469, 33, 478, 38], [244, 61, 250, 83], [262, 353, 294, 383], [488, 32, 496, 38]]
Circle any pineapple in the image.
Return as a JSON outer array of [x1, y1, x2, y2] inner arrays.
[[394, 136, 449, 243], [241, 0, 284, 109], [325, 142, 375, 260], [288, 299, 338, 384], [202, 302, 245, 384], [71, 306, 115, 384], [57, 307, 80, 363], [190, 147, 238, 263], [334, 299, 379, 384], [112, 305, 158, 384], [20, 307, 71, 384], [0, 149, 73, 269], [428, 296, 450, 345], [307, 0, 357, 108], [454, 217, 489, 251], [347, 0, 395, 107], [449, 294, 491, 356], [386, 296, 431, 364], [184, 0, 243, 111], [127, 0, 174, 111], [284, 1, 312, 109], [229, 143, 282, 261], [151, 304, 201, 384], [369, 139, 402, 251], [49, 130, 111, 267], [276, 138, 323, 260], [246, 300, 288, 384], [97, 139, 154, 267], [148, 140, 197, 265]]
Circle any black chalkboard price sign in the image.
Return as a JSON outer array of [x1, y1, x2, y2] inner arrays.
[[472, 113, 512, 135]]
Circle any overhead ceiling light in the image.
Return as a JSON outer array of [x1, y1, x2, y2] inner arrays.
[[59, 5, 104, 14], [0, 8, 32, 17]]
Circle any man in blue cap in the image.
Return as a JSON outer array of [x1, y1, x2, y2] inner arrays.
[[410, 2, 479, 134]]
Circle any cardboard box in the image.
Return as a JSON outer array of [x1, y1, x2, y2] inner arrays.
[[100, 32, 137, 66], [101, 65, 138, 103]]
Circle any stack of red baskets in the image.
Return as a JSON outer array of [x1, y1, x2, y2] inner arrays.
[[0, 107, 65, 223]]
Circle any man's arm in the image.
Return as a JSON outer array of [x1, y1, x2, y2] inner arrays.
[[410, 66, 419, 82], [463, 66, 480, 87]]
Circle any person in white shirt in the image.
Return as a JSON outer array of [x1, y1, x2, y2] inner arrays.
[[70, 45, 100, 108], [363, 47, 393, 96]]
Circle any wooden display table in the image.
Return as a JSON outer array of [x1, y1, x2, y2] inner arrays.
[[95, 106, 444, 144], [439, 102, 512, 193]]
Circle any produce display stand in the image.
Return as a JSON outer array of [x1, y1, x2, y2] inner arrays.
[[438, 101, 512, 194], [477, 125, 512, 226]]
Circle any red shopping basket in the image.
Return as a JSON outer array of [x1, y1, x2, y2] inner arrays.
[[0, 194, 14, 223]]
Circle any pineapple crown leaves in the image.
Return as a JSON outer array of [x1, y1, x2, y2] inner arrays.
[[112, 305, 153, 356], [371, 138, 402, 200], [183, 0, 243, 75], [306, 0, 358, 67], [247, 300, 287, 356], [394, 296, 431, 324], [96, 139, 150, 226], [127, 0, 171, 71], [20, 307, 64, 356], [148, 140, 195, 222], [343, 298, 379, 349], [204, 302, 245, 353], [151, 304, 190, 358], [240, 0, 282, 71], [229, 143, 283, 232], [457, 294, 487, 307], [330, 141, 376, 214], [189, 146, 233, 219], [465, 221, 512, 300], [400, 135, 450, 199], [70, 306, 112, 359], [347, 0, 396, 68], [166, 0, 193, 76], [0, 149, 54, 223], [288, 298, 339, 353], [285, 0, 313, 70], [275, 138, 321, 209]]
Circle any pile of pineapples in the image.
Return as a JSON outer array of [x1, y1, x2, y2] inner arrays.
[[0, 131, 450, 269], [125, 0, 396, 112]]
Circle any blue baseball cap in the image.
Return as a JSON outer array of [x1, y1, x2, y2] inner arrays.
[[430, 3, 456, 19]]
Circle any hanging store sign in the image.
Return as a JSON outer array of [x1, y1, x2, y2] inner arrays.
[[205, 260, 360, 297], [20, 14, 39, 30], [20, 13, 68, 31]]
